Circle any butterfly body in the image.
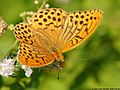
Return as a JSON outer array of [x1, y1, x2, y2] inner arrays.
[[14, 8, 103, 67]]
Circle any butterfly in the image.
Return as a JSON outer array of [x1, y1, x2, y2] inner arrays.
[[13, 8, 103, 67]]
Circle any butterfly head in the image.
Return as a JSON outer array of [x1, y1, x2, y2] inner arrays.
[[50, 47, 64, 62]]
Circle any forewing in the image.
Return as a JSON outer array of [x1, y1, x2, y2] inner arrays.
[[29, 8, 67, 49], [60, 9, 103, 52]]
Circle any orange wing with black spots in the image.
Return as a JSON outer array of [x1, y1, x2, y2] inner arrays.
[[18, 43, 55, 67], [14, 22, 34, 45], [14, 22, 56, 67], [60, 9, 103, 52], [29, 8, 103, 52], [13, 8, 103, 68], [29, 8, 67, 49]]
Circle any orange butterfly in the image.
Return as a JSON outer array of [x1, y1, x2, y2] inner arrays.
[[14, 8, 103, 67]]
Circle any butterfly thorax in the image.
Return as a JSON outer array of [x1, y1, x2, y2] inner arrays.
[[49, 47, 64, 62]]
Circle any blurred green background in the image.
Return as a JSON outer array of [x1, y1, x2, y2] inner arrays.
[[0, 0, 120, 90]]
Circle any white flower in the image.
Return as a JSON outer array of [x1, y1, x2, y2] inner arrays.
[[0, 58, 16, 77], [21, 65, 33, 77], [26, 11, 34, 16], [45, 4, 49, 8], [34, 0, 39, 5]]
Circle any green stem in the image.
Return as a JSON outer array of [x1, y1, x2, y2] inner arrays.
[[40, 0, 48, 10], [7, 40, 18, 57]]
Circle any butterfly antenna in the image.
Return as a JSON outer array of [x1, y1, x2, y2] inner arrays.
[[57, 65, 60, 79], [14, 60, 17, 65], [57, 61, 63, 79], [57, 64, 60, 79]]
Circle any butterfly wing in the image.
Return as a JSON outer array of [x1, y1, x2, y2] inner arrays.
[[13, 8, 103, 67], [29, 8, 67, 50], [29, 8, 103, 53], [18, 43, 55, 67], [14, 22, 55, 67], [59, 9, 103, 52], [14, 22, 35, 45]]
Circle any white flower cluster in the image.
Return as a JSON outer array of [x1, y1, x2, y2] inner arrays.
[[45, 4, 49, 8], [0, 58, 15, 77], [19, 11, 34, 18], [21, 65, 33, 77], [34, 0, 39, 5], [0, 58, 33, 77]]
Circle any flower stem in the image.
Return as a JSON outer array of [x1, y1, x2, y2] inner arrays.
[[40, 0, 48, 10], [7, 40, 18, 57]]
